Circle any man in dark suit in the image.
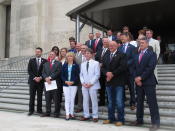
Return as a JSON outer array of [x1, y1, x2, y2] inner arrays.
[[132, 37, 160, 131], [102, 41, 127, 126], [41, 51, 62, 117], [27, 47, 47, 116], [93, 32, 103, 53], [85, 33, 95, 49], [107, 29, 117, 41], [119, 32, 136, 110], [95, 37, 110, 106]]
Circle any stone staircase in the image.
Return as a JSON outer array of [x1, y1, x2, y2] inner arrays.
[[0, 65, 175, 129]]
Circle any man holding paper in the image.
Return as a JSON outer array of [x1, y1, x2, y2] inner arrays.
[[42, 51, 62, 118]]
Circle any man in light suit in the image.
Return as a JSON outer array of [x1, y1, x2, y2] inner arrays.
[[75, 44, 88, 113], [146, 29, 160, 59], [80, 48, 100, 122], [41, 51, 62, 118], [131, 37, 160, 131], [146, 29, 160, 79]]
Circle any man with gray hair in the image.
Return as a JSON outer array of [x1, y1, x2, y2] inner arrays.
[[132, 37, 160, 131]]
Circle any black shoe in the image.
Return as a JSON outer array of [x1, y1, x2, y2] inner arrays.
[[149, 125, 160, 131], [130, 121, 144, 126], [40, 113, 50, 117], [54, 114, 60, 118], [37, 111, 43, 115], [28, 112, 33, 116]]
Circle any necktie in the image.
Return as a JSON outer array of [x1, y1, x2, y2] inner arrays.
[[86, 61, 89, 72], [50, 60, 53, 69], [123, 44, 126, 53], [94, 39, 98, 51], [89, 40, 92, 47], [139, 51, 144, 64], [101, 48, 105, 57], [37, 58, 40, 70], [110, 53, 113, 62]]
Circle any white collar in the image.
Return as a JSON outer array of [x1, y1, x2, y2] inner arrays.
[[111, 49, 118, 55]]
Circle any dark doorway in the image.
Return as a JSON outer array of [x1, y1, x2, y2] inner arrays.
[[5, 5, 11, 58]]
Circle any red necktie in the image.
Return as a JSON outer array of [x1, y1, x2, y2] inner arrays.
[[50, 60, 52, 69], [94, 39, 99, 52], [139, 51, 144, 64]]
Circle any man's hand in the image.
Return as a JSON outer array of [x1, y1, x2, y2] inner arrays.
[[82, 83, 88, 88], [106, 72, 114, 81], [45, 77, 51, 84], [65, 81, 74, 86], [86, 84, 93, 88], [135, 76, 142, 83], [35, 77, 42, 83], [136, 81, 142, 87]]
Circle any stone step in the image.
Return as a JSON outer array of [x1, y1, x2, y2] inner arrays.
[[158, 81, 175, 85], [0, 78, 27, 80], [158, 77, 175, 81], [0, 98, 175, 118], [158, 74, 175, 77], [158, 70, 175, 74]]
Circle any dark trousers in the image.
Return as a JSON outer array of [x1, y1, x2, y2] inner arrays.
[[45, 89, 61, 115], [99, 75, 106, 105], [29, 82, 44, 113], [136, 85, 160, 126], [126, 73, 136, 106]]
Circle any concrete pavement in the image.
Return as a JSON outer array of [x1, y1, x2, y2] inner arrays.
[[0, 111, 169, 131]]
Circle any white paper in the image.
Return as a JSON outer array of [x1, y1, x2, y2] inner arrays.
[[44, 80, 57, 91]]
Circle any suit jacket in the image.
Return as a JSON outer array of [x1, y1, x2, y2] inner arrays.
[[119, 43, 136, 74], [149, 38, 160, 59], [95, 48, 110, 63], [93, 38, 103, 52], [28, 57, 47, 84], [80, 59, 100, 89], [133, 49, 157, 86], [85, 39, 95, 49], [42, 60, 62, 87], [61, 63, 80, 86], [75, 52, 83, 66], [101, 50, 127, 87], [108, 35, 117, 41]]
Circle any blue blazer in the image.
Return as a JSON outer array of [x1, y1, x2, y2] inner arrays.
[[61, 63, 80, 86], [133, 49, 158, 86], [119, 43, 136, 74], [85, 39, 95, 49]]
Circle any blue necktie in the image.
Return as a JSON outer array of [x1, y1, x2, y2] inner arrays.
[[123, 45, 126, 53]]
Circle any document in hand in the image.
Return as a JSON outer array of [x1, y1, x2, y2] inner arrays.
[[44, 80, 57, 91]]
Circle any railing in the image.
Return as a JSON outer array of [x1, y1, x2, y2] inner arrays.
[[0, 53, 49, 92]]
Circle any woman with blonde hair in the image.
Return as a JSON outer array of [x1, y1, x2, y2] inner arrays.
[[61, 52, 80, 120]]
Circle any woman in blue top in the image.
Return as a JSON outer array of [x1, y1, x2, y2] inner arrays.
[[61, 52, 80, 120]]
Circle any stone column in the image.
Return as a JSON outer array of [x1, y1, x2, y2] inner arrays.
[[0, 5, 6, 59]]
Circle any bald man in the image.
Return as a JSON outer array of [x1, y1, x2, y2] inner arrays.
[[101, 41, 127, 126]]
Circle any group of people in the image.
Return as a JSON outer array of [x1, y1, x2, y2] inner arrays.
[[28, 26, 160, 131]]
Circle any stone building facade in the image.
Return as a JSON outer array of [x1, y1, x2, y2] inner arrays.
[[0, 0, 100, 59]]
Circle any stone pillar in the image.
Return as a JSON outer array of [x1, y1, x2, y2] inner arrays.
[[0, 5, 6, 59]]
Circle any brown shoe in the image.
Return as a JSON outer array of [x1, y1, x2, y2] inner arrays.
[[103, 120, 113, 124], [149, 125, 160, 131], [93, 118, 98, 122], [115, 122, 123, 126], [130, 121, 144, 126], [80, 117, 89, 121]]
